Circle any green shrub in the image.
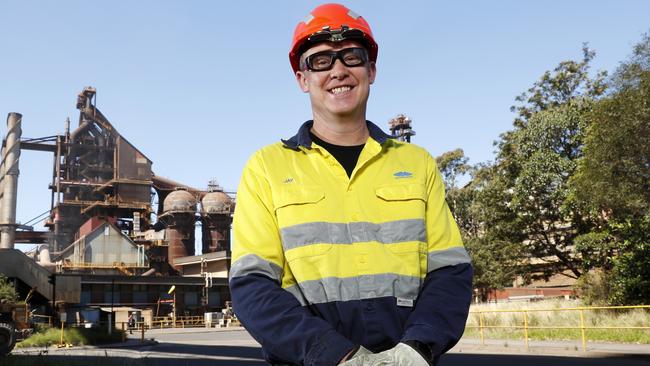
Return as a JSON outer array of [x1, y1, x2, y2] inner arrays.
[[16, 326, 124, 348]]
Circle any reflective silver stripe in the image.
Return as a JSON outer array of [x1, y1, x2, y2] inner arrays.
[[229, 254, 283, 283], [284, 284, 308, 306], [427, 246, 471, 273], [280, 219, 426, 251], [284, 273, 421, 305]]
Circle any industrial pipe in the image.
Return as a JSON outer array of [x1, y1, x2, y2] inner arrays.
[[0, 144, 5, 213], [38, 244, 52, 264], [68, 120, 90, 144], [0, 113, 22, 249]]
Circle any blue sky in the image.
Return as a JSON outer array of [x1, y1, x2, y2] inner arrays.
[[1, 1, 649, 251]]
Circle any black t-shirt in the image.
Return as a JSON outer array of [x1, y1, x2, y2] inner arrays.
[[310, 132, 365, 178]]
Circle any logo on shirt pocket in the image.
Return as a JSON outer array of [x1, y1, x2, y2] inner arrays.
[[393, 171, 413, 179]]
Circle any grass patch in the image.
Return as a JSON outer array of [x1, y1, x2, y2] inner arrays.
[[16, 326, 124, 348], [464, 300, 650, 344]]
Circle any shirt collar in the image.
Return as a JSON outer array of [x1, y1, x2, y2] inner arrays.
[[281, 120, 393, 150]]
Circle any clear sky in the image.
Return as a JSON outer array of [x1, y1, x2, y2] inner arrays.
[[1, 1, 649, 252]]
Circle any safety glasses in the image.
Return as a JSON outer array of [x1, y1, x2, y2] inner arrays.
[[303, 47, 369, 72]]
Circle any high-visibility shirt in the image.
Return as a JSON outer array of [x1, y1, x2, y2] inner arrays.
[[230, 121, 473, 366]]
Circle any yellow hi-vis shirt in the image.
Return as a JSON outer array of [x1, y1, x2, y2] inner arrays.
[[230, 122, 470, 307]]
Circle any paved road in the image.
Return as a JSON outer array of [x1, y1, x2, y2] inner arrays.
[[6, 328, 649, 366]]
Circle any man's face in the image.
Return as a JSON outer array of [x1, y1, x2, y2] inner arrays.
[[295, 40, 376, 121]]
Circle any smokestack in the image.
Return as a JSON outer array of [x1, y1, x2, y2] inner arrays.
[[0, 113, 22, 249]]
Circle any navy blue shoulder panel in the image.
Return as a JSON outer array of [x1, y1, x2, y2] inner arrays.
[[281, 120, 393, 150]]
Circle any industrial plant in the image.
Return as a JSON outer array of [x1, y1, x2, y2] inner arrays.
[[0, 87, 234, 325]]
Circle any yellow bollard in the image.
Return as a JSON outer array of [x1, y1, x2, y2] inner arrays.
[[478, 311, 485, 346], [523, 310, 529, 351], [579, 309, 587, 352], [60, 322, 65, 346]]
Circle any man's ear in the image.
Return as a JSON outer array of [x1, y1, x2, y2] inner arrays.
[[368, 62, 377, 85], [296, 71, 310, 93]]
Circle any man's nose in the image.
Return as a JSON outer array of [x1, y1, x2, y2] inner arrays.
[[329, 58, 349, 78]]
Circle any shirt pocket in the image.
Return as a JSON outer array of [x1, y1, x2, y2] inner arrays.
[[375, 181, 427, 203], [273, 186, 332, 261], [274, 185, 325, 211], [375, 182, 427, 255]]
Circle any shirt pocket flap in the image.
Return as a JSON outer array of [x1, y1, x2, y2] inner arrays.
[[375, 182, 426, 202], [274, 186, 325, 211]]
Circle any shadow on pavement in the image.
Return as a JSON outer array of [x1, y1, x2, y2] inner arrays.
[[107, 343, 266, 360], [5, 343, 649, 366], [1, 355, 266, 366], [440, 353, 650, 366]]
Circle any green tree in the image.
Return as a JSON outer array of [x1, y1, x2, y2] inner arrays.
[[510, 44, 607, 128], [436, 148, 470, 194], [464, 164, 526, 301], [572, 41, 650, 217], [610, 32, 650, 91], [487, 46, 607, 282], [436, 150, 524, 301], [570, 33, 650, 304], [0, 274, 17, 302], [435, 149, 474, 231]]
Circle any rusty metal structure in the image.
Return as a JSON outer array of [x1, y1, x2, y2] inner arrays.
[[0, 87, 235, 314], [48, 87, 154, 255], [160, 189, 197, 271], [200, 181, 233, 254], [388, 114, 416, 143]]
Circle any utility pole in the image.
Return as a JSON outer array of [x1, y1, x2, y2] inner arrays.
[[48, 273, 56, 318]]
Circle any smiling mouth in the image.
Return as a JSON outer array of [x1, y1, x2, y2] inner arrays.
[[329, 86, 353, 95]]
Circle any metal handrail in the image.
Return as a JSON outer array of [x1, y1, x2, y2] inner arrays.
[[466, 304, 650, 351]]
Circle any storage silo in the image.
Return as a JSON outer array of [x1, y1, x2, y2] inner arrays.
[[161, 189, 197, 270], [200, 189, 233, 253]]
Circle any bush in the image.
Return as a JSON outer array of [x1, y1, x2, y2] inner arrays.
[[0, 275, 17, 302], [16, 326, 124, 348]]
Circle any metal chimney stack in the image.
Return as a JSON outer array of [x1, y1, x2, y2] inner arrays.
[[0, 113, 22, 249]]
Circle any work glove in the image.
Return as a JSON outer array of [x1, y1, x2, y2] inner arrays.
[[339, 345, 392, 365], [373, 342, 430, 366]]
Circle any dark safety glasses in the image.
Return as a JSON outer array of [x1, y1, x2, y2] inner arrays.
[[303, 47, 369, 72]]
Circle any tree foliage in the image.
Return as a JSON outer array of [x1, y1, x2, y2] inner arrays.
[[435, 34, 649, 305], [571, 48, 650, 217], [0, 274, 17, 302], [436, 148, 470, 194], [489, 46, 607, 281], [436, 150, 523, 301], [569, 33, 650, 304], [510, 44, 607, 128]]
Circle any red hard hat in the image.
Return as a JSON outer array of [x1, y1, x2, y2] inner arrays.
[[289, 3, 378, 73]]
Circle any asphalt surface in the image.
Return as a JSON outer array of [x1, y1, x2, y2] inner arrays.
[[4, 327, 649, 366]]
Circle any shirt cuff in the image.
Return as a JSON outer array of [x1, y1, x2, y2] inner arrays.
[[305, 328, 356, 366]]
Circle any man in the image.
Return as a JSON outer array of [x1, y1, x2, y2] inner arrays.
[[128, 312, 136, 334], [229, 4, 472, 365]]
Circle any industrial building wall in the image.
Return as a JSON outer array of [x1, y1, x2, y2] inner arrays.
[[116, 137, 152, 181], [64, 223, 144, 266], [84, 224, 142, 265]]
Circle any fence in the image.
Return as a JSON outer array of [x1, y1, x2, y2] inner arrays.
[[465, 304, 650, 351], [150, 315, 206, 329]]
